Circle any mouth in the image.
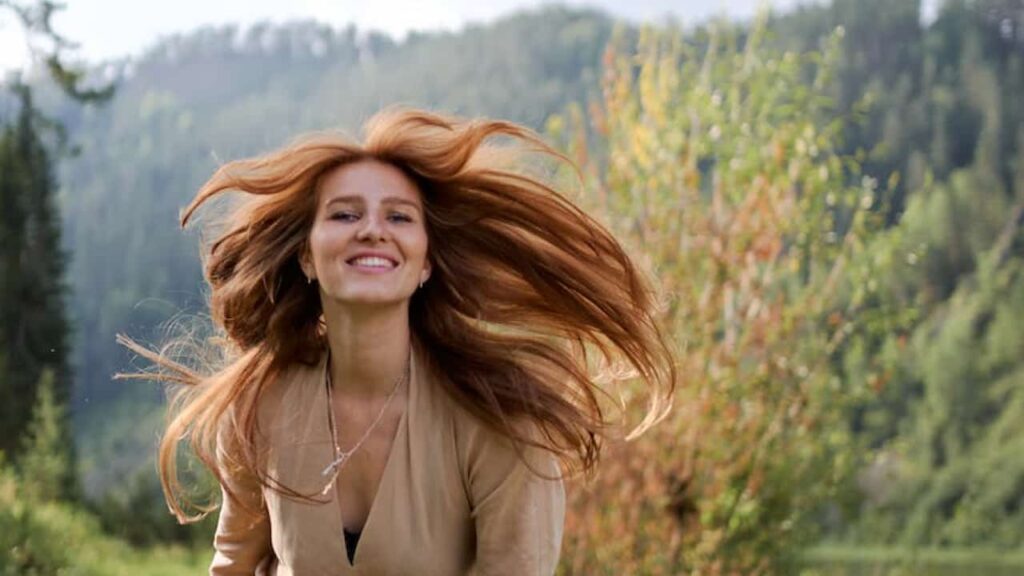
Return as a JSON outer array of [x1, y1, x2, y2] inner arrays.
[[345, 255, 399, 271]]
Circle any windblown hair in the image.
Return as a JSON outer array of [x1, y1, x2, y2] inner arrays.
[[120, 108, 676, 522]]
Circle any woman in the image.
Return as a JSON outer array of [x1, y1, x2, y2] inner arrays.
[[122, 108, 675, 574]]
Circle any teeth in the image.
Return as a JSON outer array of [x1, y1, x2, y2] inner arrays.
[[350, 256, 395, 268]]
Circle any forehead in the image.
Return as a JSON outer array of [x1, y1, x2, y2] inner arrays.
[[317, 159, 421, 207]]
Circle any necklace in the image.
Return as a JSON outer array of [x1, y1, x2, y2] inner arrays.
[[320, 351, 409, 486]]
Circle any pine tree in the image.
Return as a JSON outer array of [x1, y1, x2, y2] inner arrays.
[[0, 87, 73, 478], [0, 100, 30, 453], [17, 368, 68, 501], [0, 1, 114, 501]]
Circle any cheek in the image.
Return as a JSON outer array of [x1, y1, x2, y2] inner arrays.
[[306, 229, 326, 265], [309, 226, 347, 260], [410, 231, 430, 261]]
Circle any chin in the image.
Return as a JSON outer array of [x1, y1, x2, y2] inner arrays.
[[330, 289, 412, 307]]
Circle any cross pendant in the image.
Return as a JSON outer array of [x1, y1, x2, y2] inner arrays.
[[321, 451, 351, 477]]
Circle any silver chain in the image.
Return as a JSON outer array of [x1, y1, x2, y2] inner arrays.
[[320, 351, 409, 484]]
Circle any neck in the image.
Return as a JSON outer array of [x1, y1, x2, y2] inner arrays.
[[322, 299, 411, 399]]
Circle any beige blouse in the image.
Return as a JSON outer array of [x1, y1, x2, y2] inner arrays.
[[209, 341, 566, 575]]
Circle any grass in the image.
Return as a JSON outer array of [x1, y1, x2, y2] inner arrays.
[[87, 545, 209, 576], [800, 545, 1024, 576]]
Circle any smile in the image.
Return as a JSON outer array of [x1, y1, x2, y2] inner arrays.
[[346, 256, 398, 271]]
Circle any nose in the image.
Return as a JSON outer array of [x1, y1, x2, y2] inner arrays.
[[355, 212, 387, 242]]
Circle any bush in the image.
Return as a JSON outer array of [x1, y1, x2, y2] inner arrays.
[[0, 462, 101, 576], [0, 462, 209, 576], [550, 18, 885, 574]]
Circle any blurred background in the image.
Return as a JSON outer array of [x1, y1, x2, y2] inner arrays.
[[1, 0, 1022, 574]]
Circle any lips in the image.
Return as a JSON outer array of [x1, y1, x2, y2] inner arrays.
[[345, 253, 399, 269]]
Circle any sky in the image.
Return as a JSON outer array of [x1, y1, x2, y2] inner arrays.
[[0, 0, 823, 75], [1, 0, 943, 75]]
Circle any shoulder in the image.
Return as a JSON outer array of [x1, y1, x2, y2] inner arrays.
[[413, 346, 556, 478], [226, 352, 325, 447], [449, 400, 561, 487]]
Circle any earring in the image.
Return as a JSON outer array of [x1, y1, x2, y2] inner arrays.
[[307, 276, 313, 284], [419, 279, 425, 289]]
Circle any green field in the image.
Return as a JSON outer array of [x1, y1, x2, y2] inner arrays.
[[801, 546, 1024, 576]]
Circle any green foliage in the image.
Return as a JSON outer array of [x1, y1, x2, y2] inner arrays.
[[0, 387, 205, 574], [0, 391, 207, 573], [0, 452, 207, 575], [550, 16, 886, 574], [91, 463, 218, 548], [548, 0, 1024, 568], [17, 368, 68, 502], [757, 0, 1024, 552], [0, 87, 72, 470], [857, 173, 1024, 547], [0, 463, 95, 575], [770, 0, 1022, 224], [801, 545, 1024, 576]]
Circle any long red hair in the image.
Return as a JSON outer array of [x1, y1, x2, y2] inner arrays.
[[119, 108, 677, 522]]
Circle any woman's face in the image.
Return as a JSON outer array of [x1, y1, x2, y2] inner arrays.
[[302, 159, 431, 308]]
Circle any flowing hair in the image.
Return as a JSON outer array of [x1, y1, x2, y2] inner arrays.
[[119, 107, 677, 522]]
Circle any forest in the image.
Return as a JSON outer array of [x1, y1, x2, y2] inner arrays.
[[1, 0, 1022, 573]]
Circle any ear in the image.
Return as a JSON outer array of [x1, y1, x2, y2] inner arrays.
[[299, 244, 316, 281], [420, 261, 432, 284]]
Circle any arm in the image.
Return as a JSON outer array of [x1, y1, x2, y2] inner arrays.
[[462, 419, 566, 575], [209, 449, 273, 574]]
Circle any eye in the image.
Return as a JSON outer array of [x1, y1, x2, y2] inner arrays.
[[329, 211, 359, 222], [388, 212, 413, 223]]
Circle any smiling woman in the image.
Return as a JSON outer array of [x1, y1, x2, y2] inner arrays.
[[119, 107, 676, 575], [302, 161, 432, 307]]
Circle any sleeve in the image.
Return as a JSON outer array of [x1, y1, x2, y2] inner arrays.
[[209, 443, 274, 574], [460, 418, 566, 576]]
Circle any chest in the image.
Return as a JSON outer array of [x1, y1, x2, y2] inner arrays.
[[261, 399, 472, 574], [330, 398, 405, 532]]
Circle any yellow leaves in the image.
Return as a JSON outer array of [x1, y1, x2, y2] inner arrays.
[[751, 231, 783, 263], [553, 16, 878, 575], [638, 73, 661, 123], [867, 371, 890, 394], [629, 122, 655, 171], [773, 138, 786, 166], [683, 164, 700, 191]]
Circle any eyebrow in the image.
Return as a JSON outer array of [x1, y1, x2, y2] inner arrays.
[[325, 195, 422, 212]]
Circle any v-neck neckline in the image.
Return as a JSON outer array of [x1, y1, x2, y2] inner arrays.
[[327, 345, 414, 569]]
